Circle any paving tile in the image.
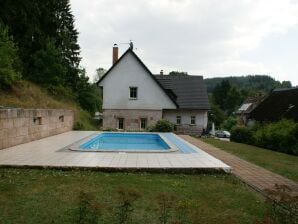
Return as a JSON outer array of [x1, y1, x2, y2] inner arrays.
[[0, 131, 231, 172]]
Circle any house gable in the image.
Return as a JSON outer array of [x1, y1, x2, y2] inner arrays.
[[99, 50, 177, 110]]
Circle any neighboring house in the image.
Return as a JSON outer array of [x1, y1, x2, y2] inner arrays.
[[236, 95, 264, 125], [248, 87, 298, 122], [97, 45, 210, 135]]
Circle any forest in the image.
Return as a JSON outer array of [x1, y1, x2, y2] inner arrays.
[[0, 0, 101, 128]]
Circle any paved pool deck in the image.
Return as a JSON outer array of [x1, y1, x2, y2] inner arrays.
[[0, 131, 230, 172]]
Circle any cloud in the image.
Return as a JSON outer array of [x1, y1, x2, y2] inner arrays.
[[71, 0, 298, 85]]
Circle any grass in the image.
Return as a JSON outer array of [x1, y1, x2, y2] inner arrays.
[[0, 168, 268, 224], [0, 80, 97, 130], [202, 138, 298, 182]]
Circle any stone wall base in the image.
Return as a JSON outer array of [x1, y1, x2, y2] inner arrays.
[[102, 109, 162, 131], [174, 125, 203, 136]]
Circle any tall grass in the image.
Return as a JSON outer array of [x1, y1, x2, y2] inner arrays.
[[0, 80, 98, 130]]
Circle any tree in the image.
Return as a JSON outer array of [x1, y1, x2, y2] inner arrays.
[[76, 69, 102, 114], [212, 80, 231, 111], [93, 67, 106, 83], [54, 0, 81, 90], [0, 23, 21, 88], [0, 0, 81, 91], [208, 101, 226, 129], [225, 86, 243, 114], [30, 39, 66, 88], [169, 71, 188, 76]]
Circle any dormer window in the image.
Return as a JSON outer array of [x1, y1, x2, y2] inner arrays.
[[129, 87, 138, 99]]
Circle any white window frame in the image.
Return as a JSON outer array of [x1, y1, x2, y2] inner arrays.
[[140, 118, 147, 129], [176, 116, 181, 125], [190, 115, 196, 125], [129, 87, 138, 99], [117, 118, 124, 130]]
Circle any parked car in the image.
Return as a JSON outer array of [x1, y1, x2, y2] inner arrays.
[[215, 130, 231, 138]]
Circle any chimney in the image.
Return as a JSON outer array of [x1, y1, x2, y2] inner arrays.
[[160, 70, 163, 75], [112, 44, 118, 65]]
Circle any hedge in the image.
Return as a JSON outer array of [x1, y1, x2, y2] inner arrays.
[[231, 120, 298, 155]]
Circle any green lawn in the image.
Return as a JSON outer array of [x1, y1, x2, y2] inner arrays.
[[0, 168, 267, 224], [202, 138, 298, 182]]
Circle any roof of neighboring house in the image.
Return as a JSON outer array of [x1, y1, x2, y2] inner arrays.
[[236, 103, 254, 114], [249, 87, 298, 122], [155, 75, 210, 110], [97, 49, 179, 108], [235, 95, 264, 115]]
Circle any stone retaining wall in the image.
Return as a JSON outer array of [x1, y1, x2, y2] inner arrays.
[[0, 108, 74, 149]]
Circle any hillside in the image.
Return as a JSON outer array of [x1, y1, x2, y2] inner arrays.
[[0, 81, 98, 130], [204, 75, 292, 93]]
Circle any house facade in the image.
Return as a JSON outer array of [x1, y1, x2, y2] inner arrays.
[[97, 45, 209, 135]]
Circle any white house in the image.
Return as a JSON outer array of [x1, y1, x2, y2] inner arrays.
[[97, 45, 210, 135]]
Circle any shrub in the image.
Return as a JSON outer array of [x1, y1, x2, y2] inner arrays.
[[232, 120, 298, 155], [115, 187, 141, 224], [221, 115, 237, 131], [230, 126, 253, 144], [148, 120, 174, 132], [254, 119, 298, 155], [75, 191, 102, 224], [73, 121, 84, 130], [155, 193, 176, 224]]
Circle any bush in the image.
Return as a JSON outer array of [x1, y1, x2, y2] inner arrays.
[[221, 115, 237, 131], [230, 126, 253, 144], [148, 120, 174, 132], [231, 120, 298, 155], [73, 121, 84, 130], [254, 119, 298, 155]]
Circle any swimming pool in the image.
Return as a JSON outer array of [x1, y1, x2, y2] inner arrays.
[[73, 132, 178, 152]]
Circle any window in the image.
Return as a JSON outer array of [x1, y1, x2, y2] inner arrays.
[[129, 87, 138, 99], [140, 118, 147, 129], [190, 116, 196, 125], [117, 118, 124, 130], [176, 116, 181, 125]]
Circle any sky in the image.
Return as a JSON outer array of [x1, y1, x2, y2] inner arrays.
[[70, 0, 298, 86]]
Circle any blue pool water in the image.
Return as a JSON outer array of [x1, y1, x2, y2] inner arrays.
[[80, 133, 170, 151]]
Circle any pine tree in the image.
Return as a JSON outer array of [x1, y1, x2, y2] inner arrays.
[[54, 0, 81, 90]]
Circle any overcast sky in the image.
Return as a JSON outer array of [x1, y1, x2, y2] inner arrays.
[[71, 0, 298, 85]]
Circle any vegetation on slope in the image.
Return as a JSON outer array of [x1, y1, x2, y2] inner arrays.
[[0, 80, 97, 130]]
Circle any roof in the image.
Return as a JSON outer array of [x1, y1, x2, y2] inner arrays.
[[235, 94, 266, 115], [238, 103, 253, 112], [155, 75, 210, 109], [249, 87, 298, 122], [97, 49, 179, 108]]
